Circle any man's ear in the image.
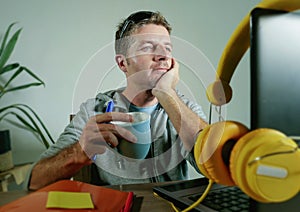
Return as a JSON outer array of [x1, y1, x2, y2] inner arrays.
[[115, 54, 127, 73]]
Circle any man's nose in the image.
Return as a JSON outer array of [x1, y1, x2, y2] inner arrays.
[[154, 45, 171, 61]]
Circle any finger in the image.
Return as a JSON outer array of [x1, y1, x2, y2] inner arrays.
[[82, 131, 119, 157], [171, 58, 179, 71], [94, 112, 134, 123], [79, 133, 108, 158], [95, 131, 119, 147], [171, 57, 175, 69], [99, 123, 137, 143], [82, 129, 119, 148]]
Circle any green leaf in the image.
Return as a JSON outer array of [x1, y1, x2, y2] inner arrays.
[[0, 62, 19, 74], [8, 118, 38, 133], [0, 28, 22, 70], [0, 111, 49, 148], [22, 66, 45, 87], [0, 22, 17, 56], [4, 119, 44, 143], [1, 66, 45, 98], [0, 111, 38, 133], [0, 104, 55, 148], [17, 104, 55, 145], [3, 82, 44, 93], [2, 65, 23, 89]]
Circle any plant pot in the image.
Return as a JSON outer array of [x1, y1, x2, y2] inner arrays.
[[0, 130, 14, 172]]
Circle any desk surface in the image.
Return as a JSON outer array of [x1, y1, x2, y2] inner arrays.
[[0, 182, 174, 212]]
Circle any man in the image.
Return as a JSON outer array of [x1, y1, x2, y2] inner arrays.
[[29, 11, 207, 190]]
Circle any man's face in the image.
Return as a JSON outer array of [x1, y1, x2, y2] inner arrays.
[[124, 24, 173, 90]]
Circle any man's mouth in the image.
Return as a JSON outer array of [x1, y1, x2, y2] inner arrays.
[[153, 67, 168, 72], [152, 61, 170, 72]]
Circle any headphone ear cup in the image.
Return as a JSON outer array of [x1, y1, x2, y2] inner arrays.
[[230, 129, 300, 202], [195, 121, 249, 185], [194, 126, 211, 179]]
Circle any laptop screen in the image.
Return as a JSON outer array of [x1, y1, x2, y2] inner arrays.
[[250, 8, 300, 141]]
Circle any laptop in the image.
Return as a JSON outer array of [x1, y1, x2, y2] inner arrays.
[[153, 8, 300, 212]]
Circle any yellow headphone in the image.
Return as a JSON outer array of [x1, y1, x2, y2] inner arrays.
[[195, 121, 300, 203], [195, 0, 300, 203]]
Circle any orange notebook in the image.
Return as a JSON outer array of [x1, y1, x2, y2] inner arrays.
[[0, 180, 134, 212]]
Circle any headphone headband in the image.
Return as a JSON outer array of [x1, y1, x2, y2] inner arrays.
[[206, 0, 300, 106]]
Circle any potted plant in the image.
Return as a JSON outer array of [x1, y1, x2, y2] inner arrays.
[[0, 23, 54, 171]]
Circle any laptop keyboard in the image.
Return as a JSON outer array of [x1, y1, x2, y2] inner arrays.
[[188, 186, 250, 212]]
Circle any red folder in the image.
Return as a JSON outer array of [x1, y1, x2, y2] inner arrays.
[[0, 180, 134, 212]]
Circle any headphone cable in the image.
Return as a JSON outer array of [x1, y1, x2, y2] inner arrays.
[[153, 179, 214, 212]]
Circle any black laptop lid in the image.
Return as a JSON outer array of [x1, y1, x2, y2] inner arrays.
[[250, 8, 300, 139]]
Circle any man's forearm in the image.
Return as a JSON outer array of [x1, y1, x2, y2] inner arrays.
[[153, 89, 208, 150], [29, 142, 91, 190]]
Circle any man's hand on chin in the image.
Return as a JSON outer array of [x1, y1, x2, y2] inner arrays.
[[152, 58, 179, 96]]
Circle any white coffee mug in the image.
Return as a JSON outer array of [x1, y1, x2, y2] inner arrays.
[[112, 112, 151, 159]]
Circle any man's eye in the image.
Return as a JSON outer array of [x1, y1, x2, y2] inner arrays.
[[166, 46, 172, 52], [141, 45, 153, 51]]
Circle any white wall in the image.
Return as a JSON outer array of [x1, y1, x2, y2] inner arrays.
[[0, 0, 261, 172]]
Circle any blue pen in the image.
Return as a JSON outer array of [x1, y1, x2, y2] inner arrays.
[[92, 100, 114, 161], [105, 100, 114, 112]]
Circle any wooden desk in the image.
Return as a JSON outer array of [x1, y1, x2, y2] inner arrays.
[[109, 183, 174, 212], [0, 190, 29, 206], [0, 182, 173, 211]]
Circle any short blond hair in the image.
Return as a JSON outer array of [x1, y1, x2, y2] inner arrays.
[[115, 11, 172, 55]]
